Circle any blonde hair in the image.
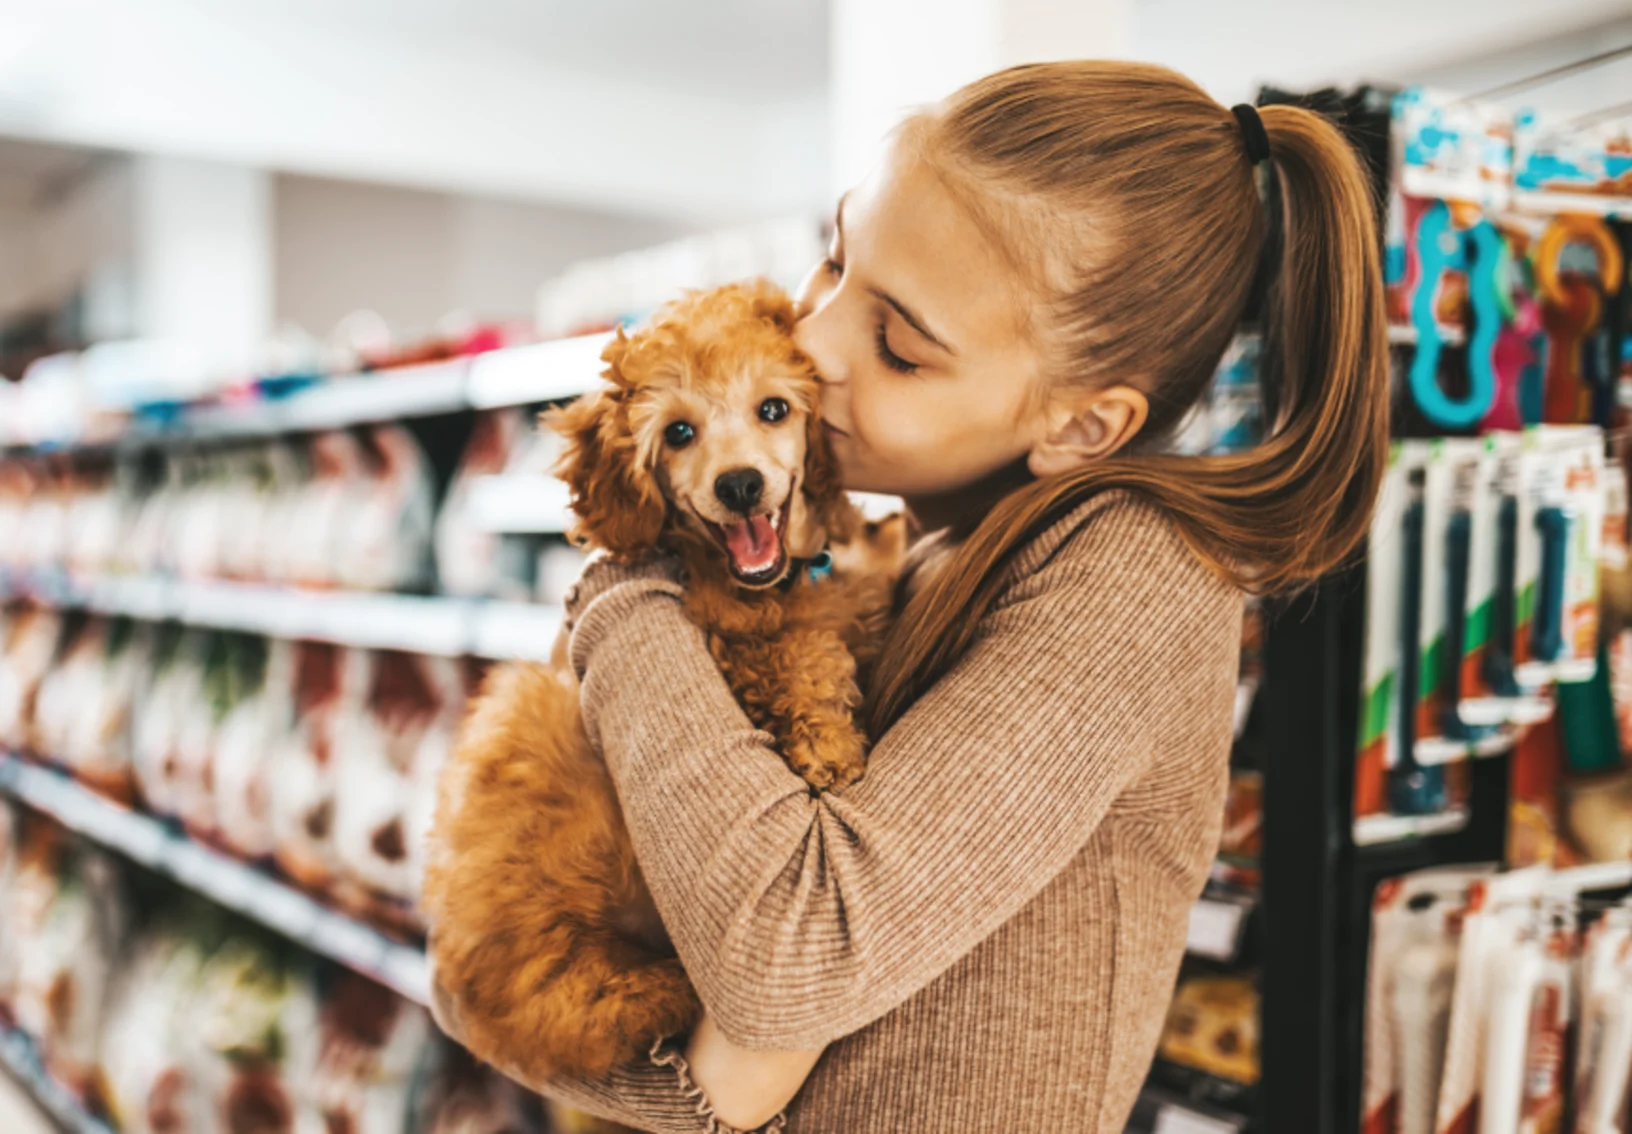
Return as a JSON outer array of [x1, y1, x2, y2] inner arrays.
[[867, 61, 1389, 735]]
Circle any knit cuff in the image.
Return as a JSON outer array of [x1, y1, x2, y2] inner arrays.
[[563, 551, 685, 678], [646, 1037, 788, 1134]]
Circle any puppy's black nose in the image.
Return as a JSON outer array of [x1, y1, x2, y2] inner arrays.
[[715, 468, 765, 515]]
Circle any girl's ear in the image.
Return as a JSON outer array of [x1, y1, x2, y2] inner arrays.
[[544, 389, 666, 557]]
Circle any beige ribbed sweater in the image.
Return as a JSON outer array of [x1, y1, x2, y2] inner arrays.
[[455, 491, 1241, 1133]]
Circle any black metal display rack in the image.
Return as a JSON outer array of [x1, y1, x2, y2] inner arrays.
[[1257, 561, 1512, 1134]]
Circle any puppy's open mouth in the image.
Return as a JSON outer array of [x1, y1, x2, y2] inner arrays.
[[706, 496, 792, 587]]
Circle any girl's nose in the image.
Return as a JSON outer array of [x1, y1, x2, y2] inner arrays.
[[794, 307, 844, 388]]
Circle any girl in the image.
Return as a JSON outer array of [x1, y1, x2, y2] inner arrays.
[[432, 59, 1386, 1133]]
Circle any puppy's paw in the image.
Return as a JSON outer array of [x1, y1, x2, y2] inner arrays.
[[785, 721, 868, 791]]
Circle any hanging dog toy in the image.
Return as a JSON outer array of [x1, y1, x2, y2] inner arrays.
[[1408, 201, 1500, 429], [1537, 215, 1625, 425]]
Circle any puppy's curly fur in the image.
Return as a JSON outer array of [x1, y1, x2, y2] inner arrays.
[[424, 282, 901, 1084]]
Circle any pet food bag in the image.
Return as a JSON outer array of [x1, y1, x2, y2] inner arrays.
[[339, 424, 438, 593], [333, 649, 466, 930], [273, 642, 370, 893], [212, 637, 296, 862], [0, 607, 64, 753]]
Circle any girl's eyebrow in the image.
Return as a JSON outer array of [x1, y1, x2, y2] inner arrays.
[[835, 194, 956, 357], [869, 288, 955, 356]]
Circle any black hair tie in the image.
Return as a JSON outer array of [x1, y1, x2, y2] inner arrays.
[[1231, 103, 1271, 166]]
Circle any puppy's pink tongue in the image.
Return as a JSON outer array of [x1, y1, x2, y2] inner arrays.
[[724, 514, 781, 574]]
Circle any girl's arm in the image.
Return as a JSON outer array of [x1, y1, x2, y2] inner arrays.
[[565, 494, 1241, 1055]]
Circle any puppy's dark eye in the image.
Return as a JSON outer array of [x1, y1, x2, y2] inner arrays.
[[758, 398, 790, 424], [664, 421, 696, 448]]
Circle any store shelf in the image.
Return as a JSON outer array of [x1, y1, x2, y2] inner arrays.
[[0, 754, 432, 1007], [0, 1028, 114, 1134], [466, 475, 574, 533], [466, 333, 614, 409], [470, 600, 566, 662], [0, 570, 560, 660], [5, 334, 616, 455], [1352, 806, 1471, 847]]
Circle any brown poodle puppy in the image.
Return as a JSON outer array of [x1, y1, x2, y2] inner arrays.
[[423, 281, 900, 1085]]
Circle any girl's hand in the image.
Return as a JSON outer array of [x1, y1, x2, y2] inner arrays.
[[684, 1012, 824, 1131]]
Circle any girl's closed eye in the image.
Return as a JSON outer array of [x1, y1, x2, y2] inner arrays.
[[873, 322, 919, 374]]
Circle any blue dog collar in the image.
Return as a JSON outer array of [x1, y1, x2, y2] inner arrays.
[[806, 550, 834, 584]]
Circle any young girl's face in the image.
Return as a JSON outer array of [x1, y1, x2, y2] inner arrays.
[[793, 138, 1047, 500]]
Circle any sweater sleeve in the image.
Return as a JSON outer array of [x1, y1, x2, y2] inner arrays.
[[568, 498, 1239, 1051], [431, 960, 778, 1134]]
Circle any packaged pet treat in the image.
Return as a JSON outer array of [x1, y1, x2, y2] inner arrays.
[[0, 814, 63, 1020], [1573, 906, 1632, 1134], [33, 616, 142, 801], [120, 453, 180, 579], [1157, 973, 1260, 1086], [333, 649, 465, 930], [309, 970, 435, 1134], [1357, 444, 1409, 821], [435, 409, 530, 598], [100, 927, 212, 1134], [1553, 426, 1605, 683], [1414, 440, 1478, 765], [0, 800, 22, 1010], [409, 1040, 539, 1134], [1363, 866, 1490, 1134], [0, 606, 64, 753], [339, 424, 438, 593], [172, 450, 231, 581], [212, 637, 295, 861], [15, 844, 129, 1097], [171, 632, 278, 845], [131, 624, 207, 820], [1461, 433, 1554, 728], [1434, 868, 1547, 1134], [29, 612, 96, 760], [1512, 429, 1602, 689], [248, 442, 307, 585], [185, 936, 324, 1134], [289, 430, 371, 589], [273, 642, 369, 893], [212, 448, 269, 583], [62, 463, 121, 577], [1514, 902, 1574, 1134]]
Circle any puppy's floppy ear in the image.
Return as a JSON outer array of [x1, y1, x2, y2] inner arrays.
[[746, 278, 797, 333], [545, 384, 666, 557], [796, 396, 858, 547]]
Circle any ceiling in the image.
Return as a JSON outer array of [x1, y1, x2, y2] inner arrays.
[[230, 0, 831, 103]]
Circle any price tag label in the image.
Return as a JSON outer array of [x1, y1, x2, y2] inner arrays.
[[1153, 1103, 1241, 1134], [1186, 898, 1248, 961]]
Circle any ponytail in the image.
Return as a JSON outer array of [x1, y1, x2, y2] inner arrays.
[[866, 73, 1388, 736]]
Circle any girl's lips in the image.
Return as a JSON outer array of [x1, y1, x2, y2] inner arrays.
[[822, 422, 851, 438]]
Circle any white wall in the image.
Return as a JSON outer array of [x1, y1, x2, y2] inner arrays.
[[0, 157, 132, 326], [271, 174, 688, 341]]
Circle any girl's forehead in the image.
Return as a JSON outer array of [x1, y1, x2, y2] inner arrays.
[[845, 141, 1034, 352]]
